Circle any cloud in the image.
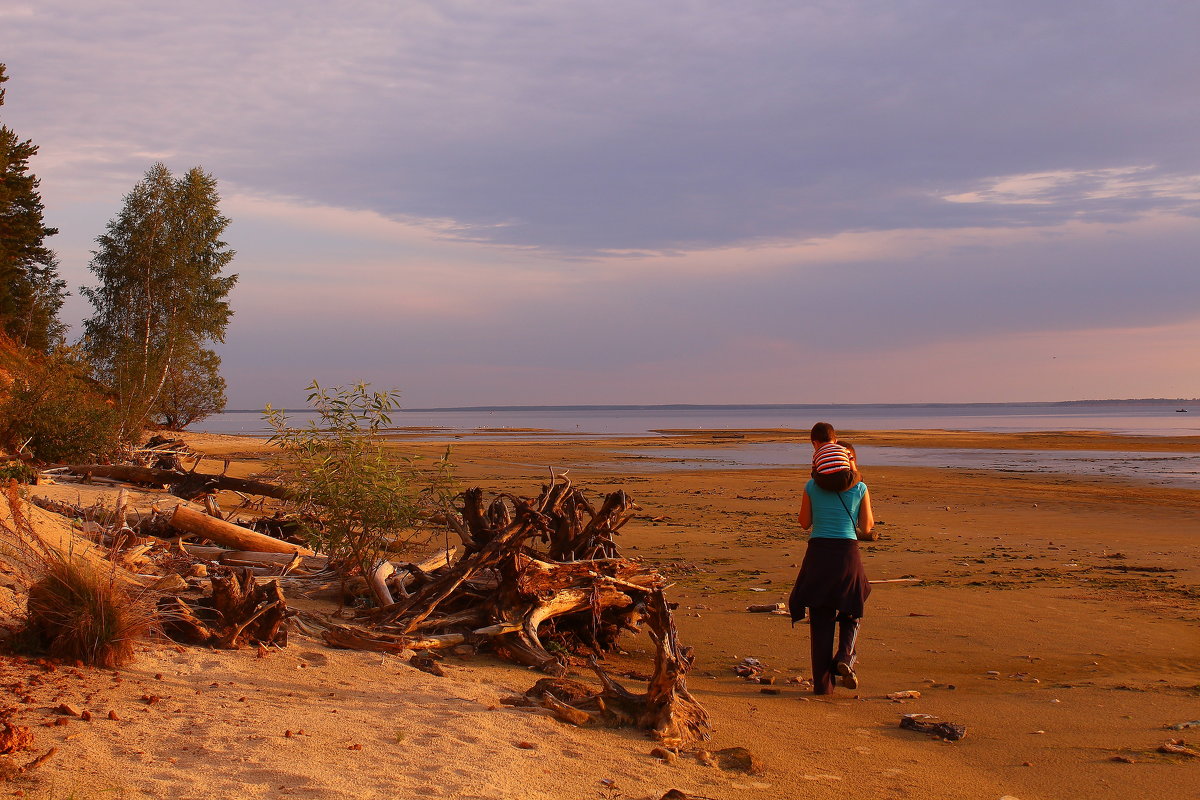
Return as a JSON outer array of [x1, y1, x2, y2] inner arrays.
[[4, 2, 1199, 406], [7, 1, 1200, 253], [942, 166, 1200, 211]]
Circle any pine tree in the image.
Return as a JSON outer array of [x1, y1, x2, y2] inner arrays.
[[82, 163, 237, 436], [0, 63, 67, 352]]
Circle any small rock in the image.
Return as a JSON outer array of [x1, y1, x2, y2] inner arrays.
[[1022, 761, 1033, 767], [514, 741, 538, 750], [347, 743, 362, 751], [55, 703, 82, 717], [155, 673, 164, 680], [108, 710, 120, 721], [759, 688, 781, 695], [80, 710, 93, 722], [887, 691, 921, 700], [694, 749, 716, 767], [188, 563, 208, 578], [1110, 755, 1136, 763], [142, 694, 161, 705], [713, 746, 764, 774], [53, 717, 70, 727]]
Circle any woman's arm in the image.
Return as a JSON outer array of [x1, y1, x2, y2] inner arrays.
[[798, 488, 813, 530], [857, 487, 874, 534]]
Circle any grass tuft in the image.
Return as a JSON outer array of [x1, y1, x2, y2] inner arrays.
[[24, 558, 153, 669], [2, 481, 154, 669]]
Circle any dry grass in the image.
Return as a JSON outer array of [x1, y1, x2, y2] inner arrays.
[[24, 559, 153, 668], [1, 482, 154, 668]]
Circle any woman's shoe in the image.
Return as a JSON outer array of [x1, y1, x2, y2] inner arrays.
[[836, 661, 858, 689]]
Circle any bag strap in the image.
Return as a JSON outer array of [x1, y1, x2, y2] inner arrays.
[[836, 490, 862, 536]]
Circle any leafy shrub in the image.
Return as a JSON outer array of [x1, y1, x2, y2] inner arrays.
[[0, 460, 35, 484], [266, 382, 454, 605], [0, 348, 122, 462]]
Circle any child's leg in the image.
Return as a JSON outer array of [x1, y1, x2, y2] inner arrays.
[[812, 469, 853, 492]]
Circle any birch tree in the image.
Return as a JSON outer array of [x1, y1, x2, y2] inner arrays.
[[82, 163, 237, 437]]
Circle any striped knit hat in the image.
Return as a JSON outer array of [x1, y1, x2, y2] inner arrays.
[[813, 442, 852, 474]]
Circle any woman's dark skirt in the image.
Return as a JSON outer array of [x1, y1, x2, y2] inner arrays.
[[788, 537, 871, 622]]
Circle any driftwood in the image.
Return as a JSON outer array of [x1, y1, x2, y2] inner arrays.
[[66, 463, 293, 501], [160, 568, 293, 648], [515, 589, 710, 748], [170, 505, 315, 555], [183, 545, 328, 571], [347, 475, 651, 674]]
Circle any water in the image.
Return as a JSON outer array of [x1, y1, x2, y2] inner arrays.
[[199, 401, 1200, 438], [607, 444, 1200, 488]]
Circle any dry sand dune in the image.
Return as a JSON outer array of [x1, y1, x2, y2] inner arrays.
[[2, 429, 1197, 799]]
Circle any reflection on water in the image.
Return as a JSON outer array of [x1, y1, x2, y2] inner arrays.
[[606, 444, 1200, 488]]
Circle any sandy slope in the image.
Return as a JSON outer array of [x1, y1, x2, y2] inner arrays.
[[3, 429, 1198, 799]]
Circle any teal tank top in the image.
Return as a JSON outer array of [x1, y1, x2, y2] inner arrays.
[[806, 479, 867, 539]]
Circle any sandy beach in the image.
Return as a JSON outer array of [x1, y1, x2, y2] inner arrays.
[[3, 428, 1198, 799]]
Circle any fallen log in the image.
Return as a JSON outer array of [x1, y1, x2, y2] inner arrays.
[[66, 464, 293, 500], [170, 505, 315, 555], [182, 545, 328, 571]]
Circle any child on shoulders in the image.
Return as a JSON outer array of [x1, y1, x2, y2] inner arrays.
[[810, 422, 859, 493]]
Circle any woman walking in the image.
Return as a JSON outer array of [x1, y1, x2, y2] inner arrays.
[[789, 423, 875, 694]]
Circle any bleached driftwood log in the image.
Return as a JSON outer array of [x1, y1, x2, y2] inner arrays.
[[170, 505, 315, 555]]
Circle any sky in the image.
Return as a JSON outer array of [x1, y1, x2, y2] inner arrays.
[[2, 0, 1198, 408]]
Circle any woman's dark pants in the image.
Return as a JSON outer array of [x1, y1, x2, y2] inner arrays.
[[809, 606, 861, 695]]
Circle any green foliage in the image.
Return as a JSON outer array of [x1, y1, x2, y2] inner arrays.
[[81, 162, 237, 438], [0, 63, 67, 353], [152, 342, 227, 430], [266, 382, 455, 605], [0, 347, 123, 462], [0, 460, 36, 483]]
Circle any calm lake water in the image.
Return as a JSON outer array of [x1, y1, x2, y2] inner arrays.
[[199, 401, 1200, 438], [196, 403, 1198, 486]]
